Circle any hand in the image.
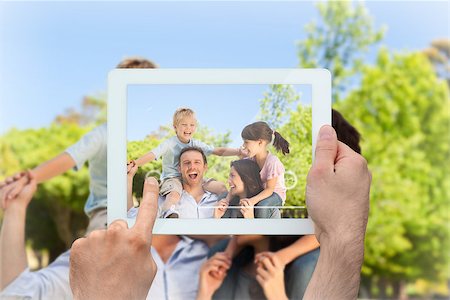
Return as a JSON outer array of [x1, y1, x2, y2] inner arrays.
[[238, 147, 249, 159], [0, 171, 36, 211], [214, 199, 229, 218], [255, 252, 288, 300], [239, 199, 254, 218], [306, 125, 371, 244], [70, 177, 159, 299], [0, 171, 29, 209], [127, 160, 138, 179], [197, 252, 231, 300], [126, 160, 137, 174]]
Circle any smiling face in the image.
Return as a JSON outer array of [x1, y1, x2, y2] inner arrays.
[[179, 149, 207, 187], [241, 139, 265, 158], [174, 116, 197, 144], [227, 166, 246, 198]]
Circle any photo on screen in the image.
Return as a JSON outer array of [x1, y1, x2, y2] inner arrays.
[[126, 84, 312, 220]]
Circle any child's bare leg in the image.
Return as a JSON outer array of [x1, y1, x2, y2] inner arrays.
[[160, 191, 181, 213], [203, 179, 227, 195]]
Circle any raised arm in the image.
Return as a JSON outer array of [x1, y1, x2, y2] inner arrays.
[[127, 161, 139, 210], [273, 235, 320, 266], [1, 153, 75, 205], [0, 172, 37, 290], [134, 152, 156, 168], [212, 147, 243, 157], [303, 126, 371, 300]]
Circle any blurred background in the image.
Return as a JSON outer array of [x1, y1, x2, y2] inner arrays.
[[0, 1, 448, 299]]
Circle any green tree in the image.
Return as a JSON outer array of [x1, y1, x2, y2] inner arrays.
[[0, 124, 91, 261], [259, 84, 299, 129], [336, 49, 450, 298], [54, 95, 107, 126], [297, 1, 385, 101]]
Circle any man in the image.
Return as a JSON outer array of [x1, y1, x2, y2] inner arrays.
[[160, 146, 225, 219]]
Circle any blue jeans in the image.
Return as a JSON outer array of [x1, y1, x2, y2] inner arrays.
[[284, 247, 320, 299], [222, 193, 282, 219]]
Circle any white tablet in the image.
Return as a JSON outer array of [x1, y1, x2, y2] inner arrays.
[[108, 69, 331, 234]]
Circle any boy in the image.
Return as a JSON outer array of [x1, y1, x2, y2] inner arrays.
[[128, 107, 242, 217]]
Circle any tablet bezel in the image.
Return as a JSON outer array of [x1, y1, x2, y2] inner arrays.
[[107, 69, 331, 234]]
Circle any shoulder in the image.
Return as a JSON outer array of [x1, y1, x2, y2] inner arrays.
[[267, 153, 282, 165]]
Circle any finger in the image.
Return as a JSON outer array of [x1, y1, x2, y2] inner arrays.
[[133, 177, 159, 243], [208, 259, 231, 271], [108, 219, 128, 231], [260, 256, 276, 273], [256, 265, 271, 280], [254, 252, 270, 263], [256, 274, 266, 286], [212, 252, 232, 263], [7, 179, 27, 200], [313, 125, 338, 174]]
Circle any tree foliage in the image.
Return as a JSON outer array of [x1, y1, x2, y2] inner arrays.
[[0, 124, 91, 260], [336, 49, 450, 286], [297, 0, 385, 101]]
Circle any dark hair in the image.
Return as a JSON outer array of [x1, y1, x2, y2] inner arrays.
[[241, 121, 290, 155], [116, 57, 158, 69], [230, 159, 264, 198], [179, 147, 207, 165], [332, 109, 361, 154]]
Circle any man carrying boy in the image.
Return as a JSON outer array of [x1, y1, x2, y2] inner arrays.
[[129, 107, 242, 218]]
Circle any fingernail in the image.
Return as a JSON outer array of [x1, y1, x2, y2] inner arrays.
[[319, 125, 334, 140]]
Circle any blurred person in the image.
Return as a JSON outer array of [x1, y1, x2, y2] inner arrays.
[[0, 57, 156, 298], [67, 124, 371, 300]]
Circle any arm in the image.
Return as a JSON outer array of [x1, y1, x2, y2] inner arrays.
[[0, 173, 36, 290], [1, 153, 75, 205], [30, 152, 76, 183], [212, 147, 242, 157], [127, 162, 139, 210], [246, 177, 277, 206], [274, 235, 320, 266], [187, 235, 229, 248], [134, 151, 156, 167], [303, 126, 370, 300]]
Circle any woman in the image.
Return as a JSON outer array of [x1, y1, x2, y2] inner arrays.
[[214, 159, 282, 219]]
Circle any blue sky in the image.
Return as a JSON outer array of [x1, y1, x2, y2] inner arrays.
[[127, 84, 311, 146], [1, 1, 448, 145]]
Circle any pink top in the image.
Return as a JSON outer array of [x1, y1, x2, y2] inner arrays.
[[252, 153, 286, 202]]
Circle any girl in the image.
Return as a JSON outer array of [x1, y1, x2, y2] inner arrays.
[[240, 121, 289, 207]]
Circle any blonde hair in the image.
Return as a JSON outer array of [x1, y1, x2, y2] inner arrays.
[[173, 108, 196, 127]]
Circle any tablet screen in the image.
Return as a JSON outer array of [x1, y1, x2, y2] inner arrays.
[[108, 69, 330, 234]]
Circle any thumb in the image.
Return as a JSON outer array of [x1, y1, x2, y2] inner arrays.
[[313, 125, 338, 173]]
